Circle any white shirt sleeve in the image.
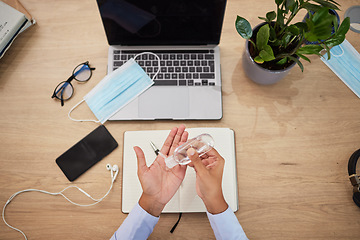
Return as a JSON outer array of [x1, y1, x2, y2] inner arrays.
[[110, 203, 159, 240], [206, 206, 249, 240]]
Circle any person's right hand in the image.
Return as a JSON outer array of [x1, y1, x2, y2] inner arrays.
[[187, 147, 228, 214]]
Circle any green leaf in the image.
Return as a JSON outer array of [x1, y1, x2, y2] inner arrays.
[[324, 17, 350, 47], [327, 0, 340, 6], [305, 14, 314, 28], [266, 11, 276, 21], [305, 9, 336, 42], [312, 7, 330, 23], [302, 3, 322, 12], [292, 1, 299, 13], [276, 57, 288, 65], [312, 0, 339, 10], [298, 45, 324, 52], [272, 39, 283, 46], [269, 26, 276, 41], [275, 0, 284, 6], [304, 32, 317, 42], [256, 24, 270, 51], [259, 45, 275, 61], [332, 14, 339, 31], [296, 45, 323, 56], [235, 16, 253, 39], [258, 16, 268, 22], [285, 0, 295, 12], [288, 56, 304, 72], [294, 22, 308, 32], [254, 55, 264, 64], [276, 9, 285, 28], [297, 53, 311, 63], [281, 32, 292, 46], [322, 43, 331, 60], [314, 20, 335, 40], [324, 34, 345, 47], [337, 17, 350, 36], [287, 25, 300, 35]]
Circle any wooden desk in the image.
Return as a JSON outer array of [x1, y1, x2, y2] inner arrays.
[[1, 0, 359, 239]]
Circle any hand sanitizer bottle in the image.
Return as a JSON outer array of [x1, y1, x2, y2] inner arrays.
[[162, 133, 214, 168]]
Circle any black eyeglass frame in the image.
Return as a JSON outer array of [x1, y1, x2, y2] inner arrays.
[[52, 61, 95, 106]]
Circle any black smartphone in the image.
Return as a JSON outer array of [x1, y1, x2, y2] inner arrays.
[[56, 125, 118, 181]]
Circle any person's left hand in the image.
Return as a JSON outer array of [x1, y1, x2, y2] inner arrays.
[[134, 124, 188, 216]]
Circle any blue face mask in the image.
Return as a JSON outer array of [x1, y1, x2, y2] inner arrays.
[[69, 53, 159, 124], [321, 39, 360, 98]]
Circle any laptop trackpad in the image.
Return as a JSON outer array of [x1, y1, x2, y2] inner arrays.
[[138, 87, 189, 119]]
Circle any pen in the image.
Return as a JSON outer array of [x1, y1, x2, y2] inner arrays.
[[150, 141, 160, 155]]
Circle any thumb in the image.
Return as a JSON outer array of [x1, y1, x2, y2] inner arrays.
[[187, 148, 206, 174], [134, 146, 148, 175]]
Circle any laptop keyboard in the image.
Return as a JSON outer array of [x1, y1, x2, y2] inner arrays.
[[113, 50, 216, 86]]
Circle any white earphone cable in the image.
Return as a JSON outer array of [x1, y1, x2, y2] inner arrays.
[[2, 164, 118, 240]]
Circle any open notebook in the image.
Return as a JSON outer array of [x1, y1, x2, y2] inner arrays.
[[122, 127, 238, 213]]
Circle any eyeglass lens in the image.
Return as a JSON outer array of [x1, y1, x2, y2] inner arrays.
[[73, 63, 92, 82], [54, 81, 74, 100]]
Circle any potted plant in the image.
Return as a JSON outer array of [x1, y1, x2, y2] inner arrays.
[[235, 0, 350, 85]]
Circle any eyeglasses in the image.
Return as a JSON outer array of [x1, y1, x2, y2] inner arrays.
[[52, 61, 95, 106]]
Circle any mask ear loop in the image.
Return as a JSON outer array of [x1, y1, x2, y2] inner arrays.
[[331, 44, 344, 57], [68, 99, 101, 123], [133, 52, 161, 80]]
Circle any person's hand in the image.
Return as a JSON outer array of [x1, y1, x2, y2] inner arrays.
[[134, 125, 188, 217], [187, 147, 228, 214]]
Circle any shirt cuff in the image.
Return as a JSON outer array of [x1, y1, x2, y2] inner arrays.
[[206, 206, 248, 240], [110, 203, 159, 240], [133, 202, 160, 223]]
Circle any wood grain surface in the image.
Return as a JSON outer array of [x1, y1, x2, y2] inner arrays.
[[0, 0, 359, 239]]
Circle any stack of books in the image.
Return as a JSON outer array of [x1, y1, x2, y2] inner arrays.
[[0, 0, 36, 59]]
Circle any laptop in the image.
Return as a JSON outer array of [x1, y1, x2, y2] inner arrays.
[[96, 0, 226, 120]]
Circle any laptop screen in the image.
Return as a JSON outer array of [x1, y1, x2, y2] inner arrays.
[[97, 0, 227, 46]]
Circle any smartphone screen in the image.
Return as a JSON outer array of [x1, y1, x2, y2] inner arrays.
[[56, 125, 118, 181]]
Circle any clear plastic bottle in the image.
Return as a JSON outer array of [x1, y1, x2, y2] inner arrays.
[[162, 133, 215, 168]]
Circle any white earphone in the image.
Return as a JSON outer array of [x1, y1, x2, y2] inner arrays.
[[107, 163, 119, 183], [2, 164, 119, 240]]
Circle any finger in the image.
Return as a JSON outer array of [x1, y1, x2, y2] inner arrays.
[[160, 127, 178, 155], [169, 125, 186, 154], [175, 124, 186, 143], [206, 160, 219, 169], [173, 130, 188, 156], [206, 148, 224, 163], [180, 130, 188, 144], [189, 158, 212, 168], [188, 149, 212, 167], [169, 125, 187, 155], [201, 158, 212, 166], [134, 146, 148, 174], [206, 148, 225, 174], [187, 148, 207, 175]]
